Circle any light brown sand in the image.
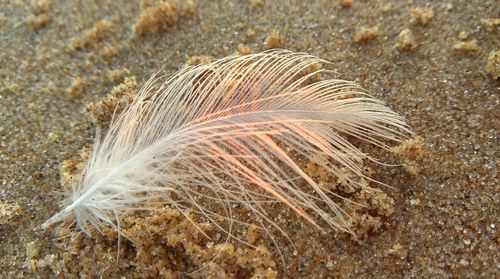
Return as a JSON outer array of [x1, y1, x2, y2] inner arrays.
[[1, 0, 498, 278]]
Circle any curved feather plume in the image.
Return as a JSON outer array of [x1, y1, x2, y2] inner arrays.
[[43, 50, 412, 237]]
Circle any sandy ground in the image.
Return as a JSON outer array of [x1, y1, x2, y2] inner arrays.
[[0, 0, 498, 278]]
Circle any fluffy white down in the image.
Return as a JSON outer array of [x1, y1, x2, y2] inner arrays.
[[43, 50, 412, 240]]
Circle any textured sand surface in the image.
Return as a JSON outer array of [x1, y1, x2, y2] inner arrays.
[[0, 0, 498, 278]]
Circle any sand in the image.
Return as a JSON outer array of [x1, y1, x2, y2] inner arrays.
[[0, 0, 498, 278]]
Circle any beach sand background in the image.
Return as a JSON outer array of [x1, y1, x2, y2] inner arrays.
[[0, 0, 498, 278]]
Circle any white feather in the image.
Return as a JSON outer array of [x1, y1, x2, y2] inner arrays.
[[43, 50, 412, 237]]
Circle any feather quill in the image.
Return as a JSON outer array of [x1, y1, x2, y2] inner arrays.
[[43, 50, 412, 238]]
